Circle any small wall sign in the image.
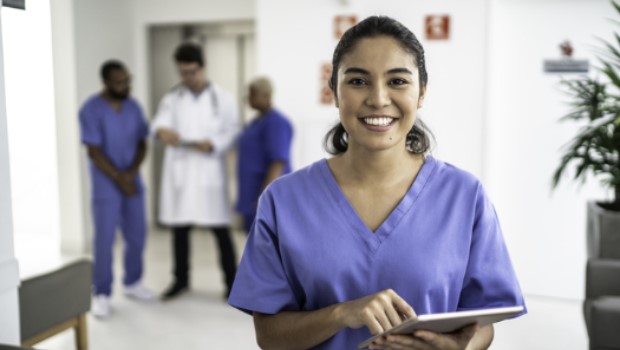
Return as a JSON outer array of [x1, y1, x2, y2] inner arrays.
[[320, 63, 334, 105], [334, 15, 357, 40], [425, 15, 450, 40], [544, 40, 589, 73]]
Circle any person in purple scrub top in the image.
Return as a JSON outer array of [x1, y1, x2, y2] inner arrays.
[[79, 60, 155, 320], [236, 77, 293, 233], [228, 16, 527, 349]]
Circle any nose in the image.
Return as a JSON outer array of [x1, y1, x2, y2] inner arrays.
[[365, 84, 390, 108]]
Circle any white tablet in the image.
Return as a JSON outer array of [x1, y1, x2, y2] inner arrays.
[[358, 305, 524, 349]]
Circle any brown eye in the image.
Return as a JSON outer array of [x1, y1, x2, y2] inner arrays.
[[348, 78, 367, 86], [390, 78, 408, 86]]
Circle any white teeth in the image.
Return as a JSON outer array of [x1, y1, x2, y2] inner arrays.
[[364, 117, 393, 126]]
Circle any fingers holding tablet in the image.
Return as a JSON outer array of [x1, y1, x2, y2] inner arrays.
[[368, 323, 480, 350], [336, 289, 417, 335]]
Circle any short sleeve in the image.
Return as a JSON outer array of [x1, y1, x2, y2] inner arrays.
[[457, 183, 527, 315], [228, 190, 301, 315], [265, 115, 293, 163], [79, 103, 101, 146]]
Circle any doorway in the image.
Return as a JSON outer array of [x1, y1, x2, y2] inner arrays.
[[147, 20, 255, 229]]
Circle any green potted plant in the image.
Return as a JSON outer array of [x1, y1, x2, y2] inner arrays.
[[552, 0, 620, 259]]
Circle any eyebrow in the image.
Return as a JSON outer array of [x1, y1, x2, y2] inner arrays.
[[387, 68, 413, 75], [343, 67, 413, 75]]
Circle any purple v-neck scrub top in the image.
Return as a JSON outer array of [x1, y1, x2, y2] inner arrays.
[[236, 108, 293, 216], [228, 156, 526, 349], [79, 95, 149, 199]]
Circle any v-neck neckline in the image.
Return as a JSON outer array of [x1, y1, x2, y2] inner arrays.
[[100, 95, 126, 115], [318, 156, 437, 253]]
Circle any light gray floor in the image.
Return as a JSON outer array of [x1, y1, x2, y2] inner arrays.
[[35, 229, 589, 350]]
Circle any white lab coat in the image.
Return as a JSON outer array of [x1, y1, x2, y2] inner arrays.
[[152, 83, 240, 226]]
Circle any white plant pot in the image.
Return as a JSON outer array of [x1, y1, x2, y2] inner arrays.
[[587, 200, 620, 259]]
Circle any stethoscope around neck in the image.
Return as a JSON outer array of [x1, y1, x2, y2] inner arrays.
[[175, 83, 219, 116]]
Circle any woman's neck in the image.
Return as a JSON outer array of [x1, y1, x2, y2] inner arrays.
[[333, 146, 423, 187]]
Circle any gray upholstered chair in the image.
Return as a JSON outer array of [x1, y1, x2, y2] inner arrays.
[[584, 258, 620, 350], [0, 344, 32, 350], [19, 258, 92, 350]]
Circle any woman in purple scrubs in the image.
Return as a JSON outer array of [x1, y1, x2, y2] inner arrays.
[[229, 16, 526, 349]]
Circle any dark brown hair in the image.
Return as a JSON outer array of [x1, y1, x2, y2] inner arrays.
[[174, 43, 205, 67]]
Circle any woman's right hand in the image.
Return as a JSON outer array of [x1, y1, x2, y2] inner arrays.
[[336, 289, 416, 335], [157, 128, 180, 145]]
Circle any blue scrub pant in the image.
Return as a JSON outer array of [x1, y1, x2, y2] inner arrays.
[[92, 193, 146, 296]]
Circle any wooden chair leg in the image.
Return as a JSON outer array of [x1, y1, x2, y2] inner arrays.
[[74, 313, 88, 350]]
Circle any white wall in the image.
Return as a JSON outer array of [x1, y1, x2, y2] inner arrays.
[[486, 0, 614, 299], [50, 0, 86, 255], [3, 0, 61, 265], [73, 0, 135, 105], [0, 4, 21, 345]]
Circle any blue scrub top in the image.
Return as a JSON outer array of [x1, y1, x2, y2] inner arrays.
[[79, 95, 149, 199], [235, 108, 293, 215], [228, 156, 527, 349]]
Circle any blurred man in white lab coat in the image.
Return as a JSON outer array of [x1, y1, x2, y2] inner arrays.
[[152, 43, 240, 300]]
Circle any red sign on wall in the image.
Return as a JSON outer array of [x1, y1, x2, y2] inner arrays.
[[334, 15, 357, 39], [425, 15, 450, 40], [320, 63, 334, 105]]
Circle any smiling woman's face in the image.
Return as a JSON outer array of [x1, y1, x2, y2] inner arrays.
[[336, 35, 425, 154]]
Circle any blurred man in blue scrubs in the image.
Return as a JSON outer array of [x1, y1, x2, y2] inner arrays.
[[236, 77, 293, 232], [79, 60, 155, 319]]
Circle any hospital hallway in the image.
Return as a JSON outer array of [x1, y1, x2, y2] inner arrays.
[[35, 228, 588, 350]]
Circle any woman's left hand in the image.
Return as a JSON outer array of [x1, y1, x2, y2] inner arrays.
[[369, 323, 479, 350]]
